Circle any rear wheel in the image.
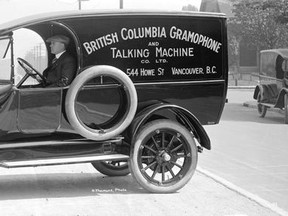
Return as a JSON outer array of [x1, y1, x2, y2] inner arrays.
[[129, 120, 198, 193], [257, 92, 267, 117], [92, 161, 130, 176]]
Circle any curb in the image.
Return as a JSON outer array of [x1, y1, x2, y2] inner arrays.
[[228, 86, 256, 89], [197, 167, 288, 216]]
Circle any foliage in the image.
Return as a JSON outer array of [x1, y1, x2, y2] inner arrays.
[[227, 32, 239, 68], [229, 0, 288, 50], [182, 4, 198, 11]]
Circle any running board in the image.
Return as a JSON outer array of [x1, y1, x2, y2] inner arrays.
[[0, 153, 129, 168], [0, 137, 123, 149]]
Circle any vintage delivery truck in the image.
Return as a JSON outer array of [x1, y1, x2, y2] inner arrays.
[[0, 10, 228, 193], [253, 49, 288, 123]]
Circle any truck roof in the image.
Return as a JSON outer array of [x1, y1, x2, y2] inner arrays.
[[0, 10, 226, 36], [260, 49, 288, 60]]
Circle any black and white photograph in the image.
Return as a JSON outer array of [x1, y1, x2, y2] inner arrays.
[[0, 0, 287, 215]]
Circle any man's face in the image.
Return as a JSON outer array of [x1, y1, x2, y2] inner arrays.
[[50, 41, 65, 55]]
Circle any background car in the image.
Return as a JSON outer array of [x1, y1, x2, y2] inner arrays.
[[253, 49, 288, 124]]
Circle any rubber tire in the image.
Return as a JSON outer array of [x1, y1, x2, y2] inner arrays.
[[285, 93, 288, 124], [65, 65, 137, 141], [91, 161, 130, 176], [129, 119, 198, 193], [257, 92, 267, 118]]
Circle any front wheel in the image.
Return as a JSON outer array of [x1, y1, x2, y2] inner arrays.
[[129, 120, 198, 193], [91, 161, 130, 176], [257, 92, 267, 117], [284, 93, 288, 124]]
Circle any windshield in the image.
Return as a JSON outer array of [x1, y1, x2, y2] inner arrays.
[[0, 36, 12, 81]]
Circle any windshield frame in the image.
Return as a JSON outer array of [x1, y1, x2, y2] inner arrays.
[[0, 33, 14, 84]]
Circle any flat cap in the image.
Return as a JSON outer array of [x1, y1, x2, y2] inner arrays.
[[46, 35, 70, 45]]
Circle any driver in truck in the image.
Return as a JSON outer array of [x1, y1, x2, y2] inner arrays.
[[42, 35, 77, 87]]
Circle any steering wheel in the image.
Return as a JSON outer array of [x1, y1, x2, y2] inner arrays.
[[17, 57, 45, 83]]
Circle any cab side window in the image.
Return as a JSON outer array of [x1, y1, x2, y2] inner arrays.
[[13, 29, 48, 86]]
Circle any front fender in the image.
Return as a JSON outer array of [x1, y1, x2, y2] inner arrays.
[[253, 85, 261, 100], [253, 84, 278, 103], [0, 84, 13, 106], [129, 101, 211, 150]]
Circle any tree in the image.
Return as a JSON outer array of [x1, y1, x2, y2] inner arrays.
[[182, 4, 198, 11], [227, 26, 240, 69], [229, 0, 288, 50]]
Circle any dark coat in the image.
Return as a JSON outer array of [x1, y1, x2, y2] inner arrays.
[[43, 52, 76, 87]]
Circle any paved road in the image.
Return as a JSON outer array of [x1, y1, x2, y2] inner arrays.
[[0, 163, 282, 216], [0, 88, 287, 216], [200, 88, 288, 212]]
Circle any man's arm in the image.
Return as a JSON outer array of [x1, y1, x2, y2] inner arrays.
[[57, 55, 77, 87]]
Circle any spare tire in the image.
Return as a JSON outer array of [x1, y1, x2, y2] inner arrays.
[[65, 65, 137, 141]]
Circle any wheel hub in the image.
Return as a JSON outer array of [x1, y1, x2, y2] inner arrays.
[[157, 150, 171, 163], [162, 152, 171, 162]]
